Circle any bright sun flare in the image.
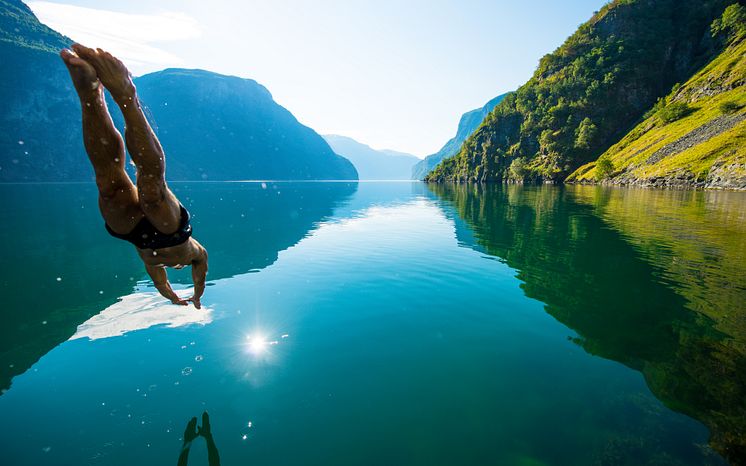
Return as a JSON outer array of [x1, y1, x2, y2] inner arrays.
[[246, 334, 268, 355]]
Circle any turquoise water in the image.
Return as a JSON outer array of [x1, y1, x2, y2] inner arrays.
[[1, 182, 745, 465]]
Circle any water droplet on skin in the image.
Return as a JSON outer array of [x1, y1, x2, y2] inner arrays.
[[152, 251, 158, 256], [86, 102, 91, 107], [114, 157, 120, 162]]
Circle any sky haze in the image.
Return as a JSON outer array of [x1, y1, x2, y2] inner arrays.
[[30, 0, 608, 156]]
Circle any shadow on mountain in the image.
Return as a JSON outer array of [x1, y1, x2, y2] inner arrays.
[[428, 183, 746, 464], [0, 181, 356, 393]]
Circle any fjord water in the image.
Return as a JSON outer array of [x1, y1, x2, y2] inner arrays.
[[1, 182, 744, 465]]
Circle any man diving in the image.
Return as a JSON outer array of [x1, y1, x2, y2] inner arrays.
[[60, 44, 208, 308]]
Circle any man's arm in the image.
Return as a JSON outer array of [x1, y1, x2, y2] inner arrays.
[[190, 246, 208, 309], [145, 264, 188, 305]]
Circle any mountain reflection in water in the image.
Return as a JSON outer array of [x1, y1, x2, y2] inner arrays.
[[429, 183, 746, 463]]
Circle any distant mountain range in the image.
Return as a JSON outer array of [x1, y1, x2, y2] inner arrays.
[[412, 94, 507, 180], [323, 135, 419, 180], [0, 0, 357, 181]]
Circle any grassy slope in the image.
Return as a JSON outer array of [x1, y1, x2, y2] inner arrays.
[[568, 37, 746, 186]]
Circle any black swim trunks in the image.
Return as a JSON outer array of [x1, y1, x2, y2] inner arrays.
[[105, 204, 193, 250]]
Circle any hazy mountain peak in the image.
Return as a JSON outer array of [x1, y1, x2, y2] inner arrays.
[[324, 134, 419, 180]]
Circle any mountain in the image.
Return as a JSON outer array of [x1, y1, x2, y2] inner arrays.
[[412, 94, 506, 180], [568, 4, 746, 189], [426, 0, 737, 184], [123, 70, 357, 181], [0, 0, 357, 181], [0, 0, 82, 180], [323, 135, 419, 180]]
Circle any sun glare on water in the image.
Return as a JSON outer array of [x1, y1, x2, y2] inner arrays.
[[246, 334, 268, 355]]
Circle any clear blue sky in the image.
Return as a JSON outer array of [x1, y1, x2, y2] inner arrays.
[[30, 0, 608, 157]]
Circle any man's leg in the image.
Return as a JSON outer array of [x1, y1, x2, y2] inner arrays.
[[61, 49, 142, 234], [72, 44, 181, 235]]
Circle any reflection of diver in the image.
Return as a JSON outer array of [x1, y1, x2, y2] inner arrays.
[[178, 411, 220, 466]]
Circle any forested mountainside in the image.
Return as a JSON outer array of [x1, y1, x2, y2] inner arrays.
[[426, 0, 739, 187]]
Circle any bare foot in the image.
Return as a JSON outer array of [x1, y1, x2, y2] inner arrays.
[[60, 48, 100, 101], [71, 44, 135, 103]]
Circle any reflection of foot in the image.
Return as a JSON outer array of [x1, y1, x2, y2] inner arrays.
[[59, 48, 100, 101], [71, 43, 135, 103], [201, 411, 212, 437]]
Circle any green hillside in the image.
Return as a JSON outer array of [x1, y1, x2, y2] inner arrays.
[[426, 0, 735, 184], [568, 6, 746, 189]]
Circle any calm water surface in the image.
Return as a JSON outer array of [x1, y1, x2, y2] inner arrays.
[[1, 182, 745, 465]]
